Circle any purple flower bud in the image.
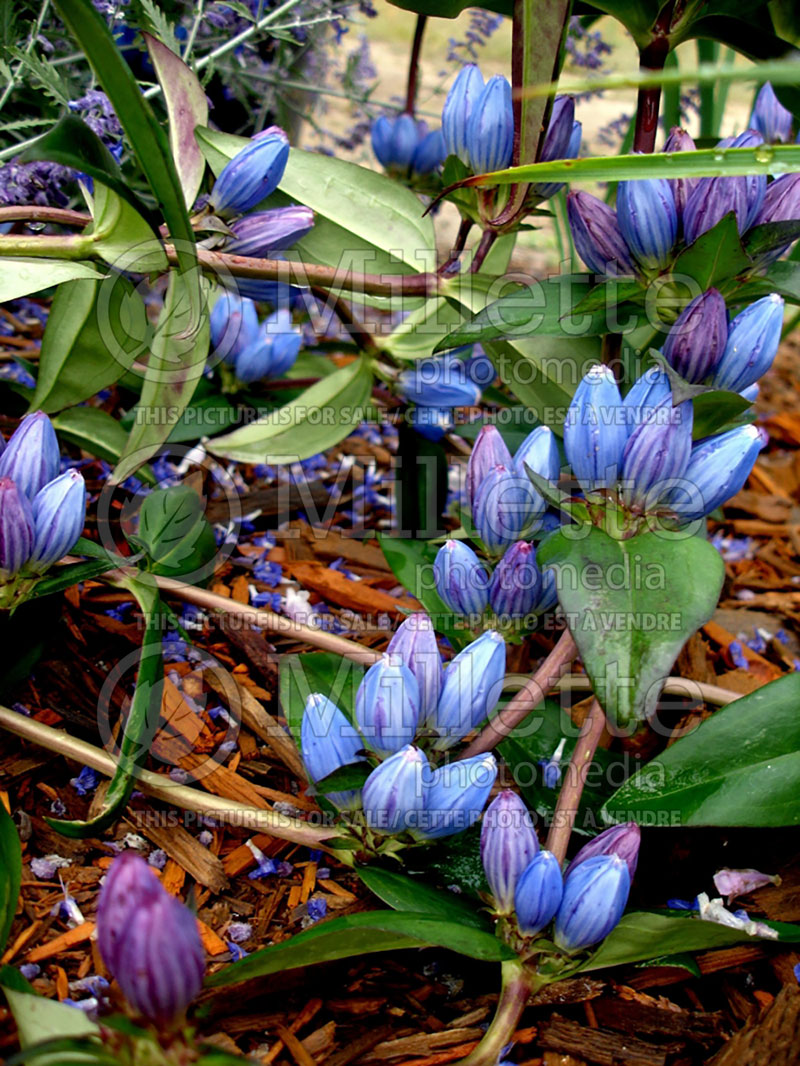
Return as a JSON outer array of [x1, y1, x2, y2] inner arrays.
[[621, 399, 693, 510], [564, 365, 628, 493], [473, 465, 544, 553], [684, 175, 749, 244], [467, 425, 513, 514], [623, 366, 672, 427], [431, 630, 506, 750], [514, 425, 560, 483], [514, 850, 564, 936], [225, 206, 315, 258], [712, 866, 779, 902], [356, 654, 420, 758], [387, 613, 443, 727], [750, 82, 793, 144], [417, 753, 497, 839], [488, 541, 543, 618], [361, 744, 428, 835], [755, 172, 800, 227], [28, 469, 86, 572], [210, 128, 290, 217], [538, 566, 558, 612], [565, 822, 641, 881], [662, 288, 728, 383], [712, 293, 784, 392], [616, 176, 678, 270], [480, 791, 539, 913], [567, 191, 634, 276], [0, 412, 60, 500], [466, 75, 514, 174], [209, 291, 260, 365], [663, 127, 697, 222], [442, 64, 485, 165], [554, 854, 630, 952], [397, 361, 481, 408], [301, 693, 364, 810], [0, 477, 35, 578], [433, 539, 490, 617], [409, 405, 453, 441], [718, 130, 766, 227], [530, 97, 579, 201], [97, 852, 204, 1026], [666, 424, 765, 522]]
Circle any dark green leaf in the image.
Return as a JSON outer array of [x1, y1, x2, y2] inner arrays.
[[420, 823, 488, 898], [30, 558, 119, 599], [310, 762, 371, 795], [0, 802, 21, 952], [743, 219, 800, 261], [603, 672, 800, 826], [357, 867, 491, 929], [165, 395, 237, 442], [692, 390, 752, 437], [52, 407, 155, 480], [573, 280, 643, 315], [280, 652, 364, 744], [131, 484, 217, 580], [670, 213, 751, 290]]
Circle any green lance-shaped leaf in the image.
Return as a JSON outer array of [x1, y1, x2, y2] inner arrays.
[[52, 408, 154, 481], [0, 802, 22, 953], [0, 259, 101, 304], [357, 867, 493, 930], [537, 527, 725, 731], [2, 987, 100, 1066], [603, 672, 800, 827]]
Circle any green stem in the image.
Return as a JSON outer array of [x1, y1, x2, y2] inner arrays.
[[0, 233, 93, 259], [454, 961, 534, 1066]]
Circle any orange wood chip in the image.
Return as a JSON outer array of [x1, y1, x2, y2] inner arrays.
[[160, 859, 186, 896], [197, 918, 229, 956], [26, 922, 95, 963], [300, 863, 316, 903], [286, 560, 419, 618]]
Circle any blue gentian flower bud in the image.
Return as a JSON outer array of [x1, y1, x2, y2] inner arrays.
[[565, 822, 641, 881], [488, 541, 543, 619], [529, 97, 580, 201], [751, 82, 794, 144], [616, 176, 677, 271], [463, 346, 496, 387], [0, 477, 34, 578], [362, 744, 428, 835], [234, 333, 274, 383], [514, 850, 564, 936], [210, 291, 260, 365], [466, 75, 514, 174], [28, 470, 86, 573], [301, 693, 364, 810], [226, 277, 297, 306], [356, 654, 420, 759], [210, 127, 290, 217], [554, 854, 630, 952], [718, 130, 766, 227], [666, 425, 765, 522], [623, 366, 672, 426], [431, 630, 506, 751], [397, 362, 481, 408], [97, 852, 204, 1027], [387, 613, 443, 728], [473, 465, 544, 553], [564, 365, 628, 493], [0, 412, 60, 500], [417, 753, 497, 839], [268, 329, 303, 377], [712, 293, 784, 392], [755, 172, 800, 227], [225, 206, 315, 257], [538, 566, 558, 612], [466, 425, 514, 514], [442, 63, 485, 165], [514, 425, 560, 483], [234, 309, 302, 383], [480, 790, 539, 914], [372, 113, 421, 172], [408, 405, 453, 441], [740, 383, 760, 404], [567, 191, 634, 276], [663, 288, 728, 383], [684, 175, 749, 244], [412, 129, 445, 175], [433, 539, 490, 616], [663, 127, 697, 222], [621, 399, 693, 510]]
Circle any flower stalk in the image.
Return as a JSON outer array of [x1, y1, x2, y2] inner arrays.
[[455, 959, 538, 1066]]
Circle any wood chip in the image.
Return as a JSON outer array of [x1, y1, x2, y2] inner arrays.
[[537, 1014, 679, 1066], [26, 922, 95, 963], [124, 814, 228, 894], [709, 983, 800, 1066]]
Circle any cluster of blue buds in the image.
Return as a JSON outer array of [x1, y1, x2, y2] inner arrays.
[[300, 614, 505, 841], [750, 82, 795, 144], [481, 792, 639, 952], [527, 95, 583, 205], [371, 114, 445, 178], [210, 292, 302, 383], [0, 412, 86, 608], [442, 64, 514, 174], [398, 347, 495, 441]]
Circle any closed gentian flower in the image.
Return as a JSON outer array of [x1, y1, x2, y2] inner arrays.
[[565, 822, 641, 881], [28, 470, 86, 572], [554, 854, 630, 953], [431, 630, 506, 750], [623, 366, 672, 426], [481, 791, 539, 914], [234, 309, 302, 383], [463, 346, 496, 387], [755, 172, 800, 227], [564, 365, 628, 493], [718, 130, 766, 227], [0, 477, 34, 578], [538, 566, 559, 612], [397, 360, 481, 408], [442, 63, 485, 165], [620, 399, 693, 511], [362, 744, 428, 834], [355, 654, 420, 759], [662, 288, 728, 383], [514, 425, 561, 483], [301, 693, 364, 810], [616, 175, 678, 270], [684, 174, 749, 244], [433, 539, 490, 617], [209, 291, 260, 365], [751, 82, 794, 143], [466, 75, 514, 173], [666, 424, 765, 522], [409, 405, 453, 441], [268, 328, 303, 378], [663, 127, 697, 222], [467, 425, 514, 513], [417, 753, 497, 839], [514, 850, 564, 936], [567, 191, 634, 276], [210, 127, 290, 216], [473, 465, 544, 553], [97, 853, 204, 1027], [712, 293, 783, 392], [224, 206, 315, 257], [387, 613, 443, 728], [412, 129, 446, 175], [530, 97, 581, 201], [488, 541, 543, 619], [0, 412, 60, 500]]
